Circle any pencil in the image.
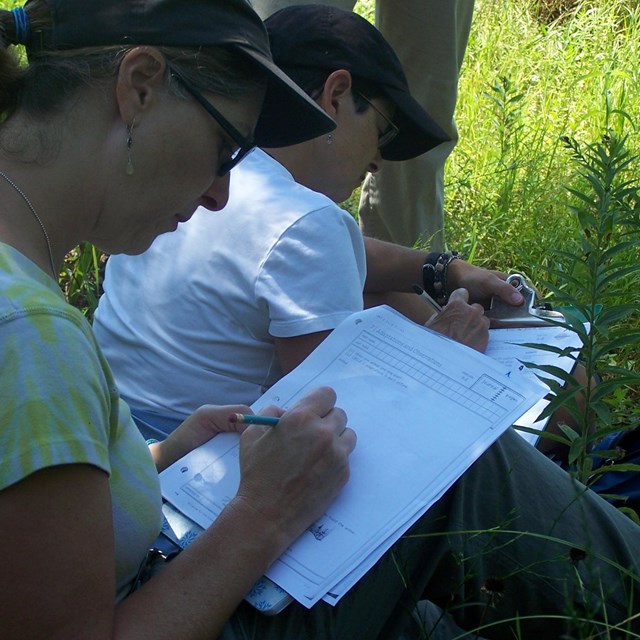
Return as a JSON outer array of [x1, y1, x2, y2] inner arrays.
[[229, 413, 280, 426], [412, 284, 442, 313]]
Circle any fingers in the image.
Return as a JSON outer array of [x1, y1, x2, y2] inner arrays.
[[447, 288, 488, 317], [494, 279, 525, 306], [176, 403, 253, 439], [236, 387, 356, 542], [243, 387, 355, 454], [280, 387, 355, 453], [425, 288, 489, 352], [286, 385, 338, 418], [447, 260, 525, 307], [334, 409, 357, 453], [246, 404, 285, 420], [447, 287, 469, 304]]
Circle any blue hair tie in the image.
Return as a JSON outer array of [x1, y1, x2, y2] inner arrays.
[[11, 7, 30, 44]]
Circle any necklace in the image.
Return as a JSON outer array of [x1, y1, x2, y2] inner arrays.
[[0, 170, 57, 279]]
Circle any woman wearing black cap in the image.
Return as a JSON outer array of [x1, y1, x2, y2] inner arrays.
[[0, 1, 359, 638]]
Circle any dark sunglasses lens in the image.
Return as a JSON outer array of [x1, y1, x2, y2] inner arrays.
[[217, 146, 256, 177]]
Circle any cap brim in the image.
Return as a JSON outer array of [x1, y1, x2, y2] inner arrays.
[[235, 44, 336, 148], [380, 87, 451, 161]]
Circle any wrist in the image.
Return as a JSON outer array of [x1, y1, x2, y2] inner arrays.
[[422, 250, 461, 305], [225, 495, 291, 561]]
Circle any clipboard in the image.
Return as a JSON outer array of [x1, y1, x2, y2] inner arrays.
[[485, 273, 565, 328], [161, 501, 293, 615]]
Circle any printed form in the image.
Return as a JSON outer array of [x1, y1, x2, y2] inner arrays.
[[485, 324, 584, 444], [160, 306, 547, 607]]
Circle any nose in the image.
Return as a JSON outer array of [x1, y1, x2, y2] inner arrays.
[[198, 172, 230, 211], [368, 149, 384, 175]]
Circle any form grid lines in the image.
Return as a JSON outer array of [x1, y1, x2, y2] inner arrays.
[[350, 333, 508, 422]]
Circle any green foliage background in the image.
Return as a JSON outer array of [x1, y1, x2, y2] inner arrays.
[[447, 0, 640, 273], [352, 0, 640, 387], [351, 0, 640, 274], [2, 0, 639, 411]]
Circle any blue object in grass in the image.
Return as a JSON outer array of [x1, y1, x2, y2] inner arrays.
[[590, 429, 640, 514]]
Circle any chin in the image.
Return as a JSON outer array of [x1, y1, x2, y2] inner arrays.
[[335, 190, 354, 205], [119, 234, 159, 256]]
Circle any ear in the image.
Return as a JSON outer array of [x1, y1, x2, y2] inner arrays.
[[316, 69, 354, 119], [115, 47, 168, 125]]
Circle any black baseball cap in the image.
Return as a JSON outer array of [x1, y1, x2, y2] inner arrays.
[[20, 0, 336, 147], [265, 4, 450, 161]]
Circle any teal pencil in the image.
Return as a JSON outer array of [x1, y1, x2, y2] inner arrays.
[[229, 413, 280, 426]]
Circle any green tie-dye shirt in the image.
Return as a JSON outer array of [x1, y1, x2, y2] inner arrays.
[[0, 243, 162, 601]]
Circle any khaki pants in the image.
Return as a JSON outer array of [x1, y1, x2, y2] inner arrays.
[[251, 0, 476, 249]]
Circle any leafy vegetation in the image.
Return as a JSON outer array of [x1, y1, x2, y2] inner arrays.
[[521, 132, 640, 509], [443, 0, 640, 506], [354, 2, 640, 630]]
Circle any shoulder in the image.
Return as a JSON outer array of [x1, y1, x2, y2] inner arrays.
[[0, 243, 91, 339], [232, 149, 339, 218], [0, 243, 110, 398]]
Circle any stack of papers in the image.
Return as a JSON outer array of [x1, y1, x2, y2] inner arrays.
[[160, 306, 549, 608], [485, 324, 584, 444]]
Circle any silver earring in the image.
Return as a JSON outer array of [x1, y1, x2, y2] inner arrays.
[[126, 121, 135, 176], [326, 132, 333, 145]]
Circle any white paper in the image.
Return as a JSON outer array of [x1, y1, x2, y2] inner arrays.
[[485, 325, 584, 445], [161, 306, 547, 607]]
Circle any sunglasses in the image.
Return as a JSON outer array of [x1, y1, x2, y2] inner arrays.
[[169, 67, 256, 177], [357, 92, 399, 149]]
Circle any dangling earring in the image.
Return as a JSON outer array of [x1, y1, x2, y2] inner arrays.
[[326, 132, 333, 145], [126, 120, 135, 176]]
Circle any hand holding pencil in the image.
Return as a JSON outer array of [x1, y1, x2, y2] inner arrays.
[[229, 412, 280, 426], [422, 288, 490, 353], [234, 387, 356, 545]]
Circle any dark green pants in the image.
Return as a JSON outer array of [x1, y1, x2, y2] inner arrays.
[[221, 428, 640, 639]]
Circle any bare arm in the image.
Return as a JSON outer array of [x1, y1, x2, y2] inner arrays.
[[363, 237, 525, 309], [149, 403, 251, 472], [0, 464, 117, 640], [363, 237, 424, 293], [445, 259, 524, 307], [0, 388, 355, 640], [364, 290, 435, 325], [1, 463, 265, 640], [274, 330, 332, 374]]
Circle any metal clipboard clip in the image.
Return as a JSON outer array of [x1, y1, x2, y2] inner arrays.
[[485, 273, 565, 328]]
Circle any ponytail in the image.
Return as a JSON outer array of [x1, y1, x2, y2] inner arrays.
[[0, 2, 50, 117]]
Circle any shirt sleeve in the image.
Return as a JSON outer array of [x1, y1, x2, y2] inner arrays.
[[0, 308, 113, 492], [256, 205, 367, 338]]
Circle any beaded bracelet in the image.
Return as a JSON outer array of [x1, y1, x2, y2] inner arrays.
[[422, 250, 461, 305]]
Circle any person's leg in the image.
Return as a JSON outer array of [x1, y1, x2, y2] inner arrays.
[[382, 428, 640, 638], [359, 0, 475, 249], [221, 429, 640, 639], [250, 0, 356, 20]]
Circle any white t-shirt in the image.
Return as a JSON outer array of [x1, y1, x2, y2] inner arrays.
[[94, 150, 366, 428]]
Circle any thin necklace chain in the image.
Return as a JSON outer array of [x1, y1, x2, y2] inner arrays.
[[0, 170, 57, 279]]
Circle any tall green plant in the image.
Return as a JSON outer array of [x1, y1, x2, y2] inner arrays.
[[60, 242, 104, 321], [525, 132, 640, 510]]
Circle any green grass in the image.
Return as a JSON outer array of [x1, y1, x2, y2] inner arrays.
[[353, 0, 640, 276], [354, 0, 640, 426], [447, 0, 640, 272]]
